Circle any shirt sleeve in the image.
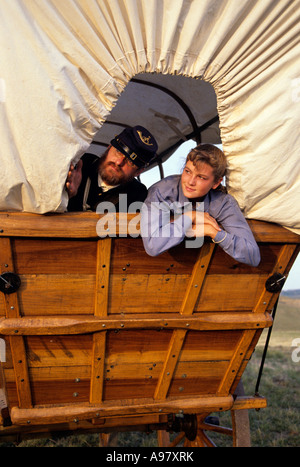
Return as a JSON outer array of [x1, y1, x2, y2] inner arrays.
[[140, 184, 192, 256], [211, 194, 261, 267]]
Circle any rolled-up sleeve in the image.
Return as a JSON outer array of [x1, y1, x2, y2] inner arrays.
[[141, 181, 192, 256]]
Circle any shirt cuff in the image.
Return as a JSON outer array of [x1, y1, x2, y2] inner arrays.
[[212, 229, 228, 244]]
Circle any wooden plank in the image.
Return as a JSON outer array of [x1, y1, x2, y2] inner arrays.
[[195, 274, 267, 312], [179, 329, 243, 362], [109, 273, 271, 314], [154, 243, 215, 400], [247, 220, 300, 243], [110, 240, 286, 276], [154, 329, 186, 400], [17, 274, 95, 316], [4, 375, 90, 406], [232, 395, 267, 411], [94, 238, 112, 317], [25, 366, 91, 381], [90, 238, 112, 404], [109, 274, 190, 314], [8, 337, 32, 408], [10, 394, 234, 425], [22, 335, 93, 368], [15, 273, 261, 315], [0, 212, 100, 238], [180, 242, 215, 315], [110, 238, 197, 275], [0, 212, 299, 243], [12, 238, 97, 274], [0, 213, 137, 239], [15, 270, 268, 316], [0, 238, 32, 409], [207, 243, 282, 275], [103, 378, 157, 400], [90, 333, 106, 403], [0, 312, 272, 335], [216, 331, 256, 395], [110, 242, 214, 314], [169, 360, 229, 396]]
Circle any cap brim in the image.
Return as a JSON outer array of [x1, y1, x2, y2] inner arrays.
[[111, 137, 149, 169]]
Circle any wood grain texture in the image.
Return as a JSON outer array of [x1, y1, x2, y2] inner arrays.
[[0, 212, 299, 435]]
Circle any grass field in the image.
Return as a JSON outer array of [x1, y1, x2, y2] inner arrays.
[[1, 294, 299, 447]]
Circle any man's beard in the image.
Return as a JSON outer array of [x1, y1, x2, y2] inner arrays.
[[98, 149, 134, 186]]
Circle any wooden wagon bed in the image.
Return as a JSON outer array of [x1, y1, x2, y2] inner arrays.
[[0, 212, 299, 446]]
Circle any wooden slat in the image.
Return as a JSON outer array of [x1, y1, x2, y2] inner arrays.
[[231, 395, 267, 411], [90, 238, 112, 404], [110, 237, 196, 275], [12, 238, 97, 274], [16, 274, 95, 316], [195, 274, 267, 312], [0, 238, 32, 409], [109, 274, 190, 314], [90, 333, 106, 404], [216, 331, 256, 396], [108, 274, 272, 314], [1, 212, 299, 243], [180, 243, 215, 315], [154, 329, 186, 400], [0, 212, 100, 238], [1, 211, 298, 436], [94, 238, 112, 317], [22, 335, 93, 368], [0, 312, 272, 335], [110, 239, 285, 276], [154, 243, 215, 400], [10, 394, 234, 425], [248, 220, 300, 243], [168, 360, 229, 396], [16, 272, 265, 316]]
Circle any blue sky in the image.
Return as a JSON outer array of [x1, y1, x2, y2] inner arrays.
[[283, 255, 300, 291], [140, 141, 299, 291]]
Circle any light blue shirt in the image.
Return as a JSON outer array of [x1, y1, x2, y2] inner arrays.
[[141, 175, 261, 267]]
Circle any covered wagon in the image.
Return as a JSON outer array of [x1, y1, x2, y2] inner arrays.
[[0, 0, 299, 447]]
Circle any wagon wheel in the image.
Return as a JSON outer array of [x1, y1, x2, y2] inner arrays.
[[157, 411, 250, 447], [157, 382, 251, 447]]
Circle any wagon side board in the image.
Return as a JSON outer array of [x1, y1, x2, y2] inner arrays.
[[0, 213, 299, 439]]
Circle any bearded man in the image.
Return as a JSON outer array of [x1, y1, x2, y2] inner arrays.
[[66, 126, 158, 212]]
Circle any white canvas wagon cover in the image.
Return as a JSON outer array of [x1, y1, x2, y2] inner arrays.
[[0, 0, 299, 234]]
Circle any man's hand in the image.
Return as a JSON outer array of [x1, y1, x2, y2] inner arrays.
[[66, 160, 83, 198]]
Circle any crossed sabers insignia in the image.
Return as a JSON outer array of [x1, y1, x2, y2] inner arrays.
[[137, 130, 153, 146]]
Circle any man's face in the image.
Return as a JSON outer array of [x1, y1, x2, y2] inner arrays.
[[98, 146, 142, 185]]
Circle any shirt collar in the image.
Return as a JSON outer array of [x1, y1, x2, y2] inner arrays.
[[98, 174, 120, 192]]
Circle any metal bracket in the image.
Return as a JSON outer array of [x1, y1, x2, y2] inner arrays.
[[265, 273, 286, 293], [0, 272, 21, 295]]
